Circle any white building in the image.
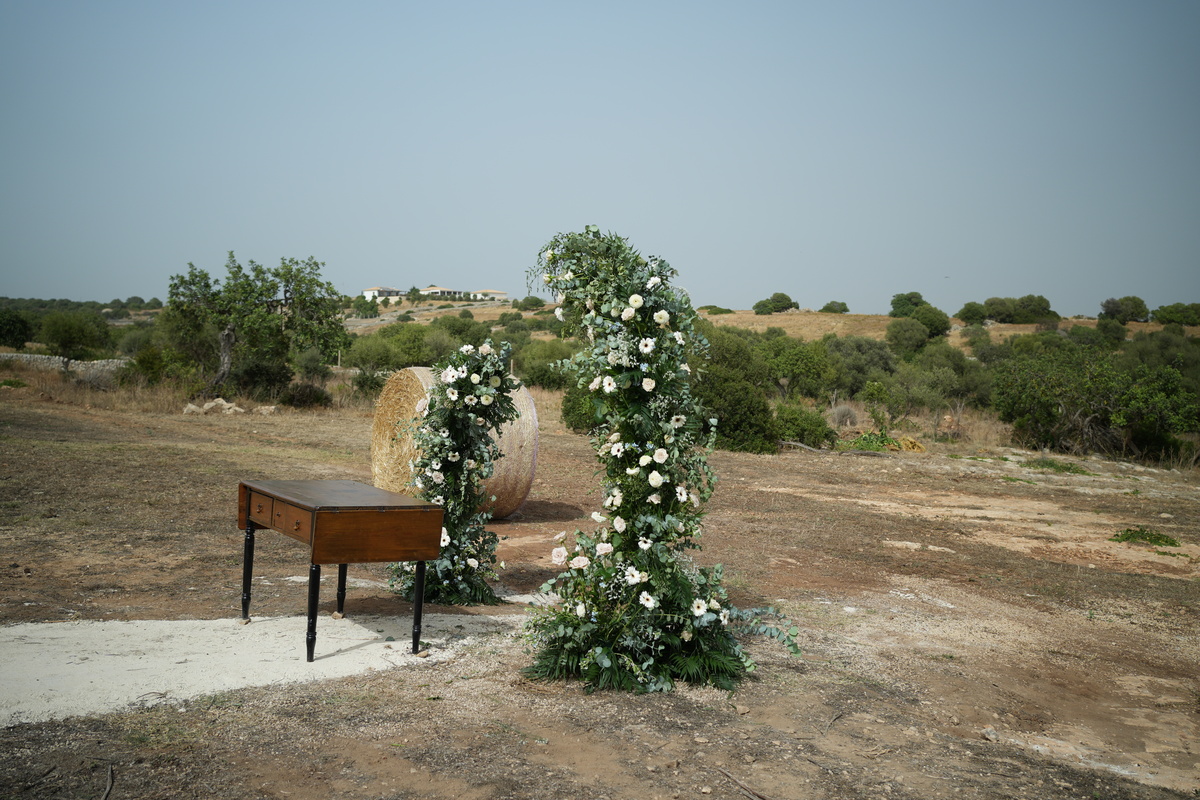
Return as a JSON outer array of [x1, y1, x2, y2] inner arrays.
[[362, 286, 401, 301]]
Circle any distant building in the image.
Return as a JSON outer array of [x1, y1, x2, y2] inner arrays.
[[472, 289, 508, 302], [419, 285, 456, 298], [362, 286, 401, 301]]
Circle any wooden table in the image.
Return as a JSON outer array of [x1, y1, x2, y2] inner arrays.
[[237, 480, 443, 661]]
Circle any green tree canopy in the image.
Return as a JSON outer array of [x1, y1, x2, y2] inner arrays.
[[889, 292, 925, 318], [752, 292, 799, 315], [164, 252, 349, 389], [1099, 296, 1149, 324], [818, 300, 849, 314]]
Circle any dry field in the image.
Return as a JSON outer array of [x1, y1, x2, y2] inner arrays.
[[1, 373, 1198, 800]]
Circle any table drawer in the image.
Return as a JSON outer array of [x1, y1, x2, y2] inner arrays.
[[274, 502, 313, 544], [247, 491, 274, 526]]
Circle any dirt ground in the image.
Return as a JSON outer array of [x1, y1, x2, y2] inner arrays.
[[1, 380, 1197, 799]]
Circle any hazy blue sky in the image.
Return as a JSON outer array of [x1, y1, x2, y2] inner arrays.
[[2, 1, 1197, 316]]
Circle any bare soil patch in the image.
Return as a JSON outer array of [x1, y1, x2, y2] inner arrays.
[[1, 381, 1197, 799]]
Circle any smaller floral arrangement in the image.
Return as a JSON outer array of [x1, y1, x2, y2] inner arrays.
[[388, 340, 522, 605]]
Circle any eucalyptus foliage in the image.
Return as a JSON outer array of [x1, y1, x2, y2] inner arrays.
[[523, 226, 758, 692], [388, 340, 522, 605]]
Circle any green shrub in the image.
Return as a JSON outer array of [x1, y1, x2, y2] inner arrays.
[[775, 403, 837, 448], [279, 382, 332, 408], [513, 339, 575, 389], [561, 380, 598, 433], [228, 357, 293, 400], [819, 301, 849, 314], [695, 363, 777, 453], [698, 305, 734, 315]]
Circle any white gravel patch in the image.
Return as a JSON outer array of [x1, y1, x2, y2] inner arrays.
[[1, 612, 524, 725]]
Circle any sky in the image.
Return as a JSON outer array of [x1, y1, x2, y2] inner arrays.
[[1, 1, 1197, 317]]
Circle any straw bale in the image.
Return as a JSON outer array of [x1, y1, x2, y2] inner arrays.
[[370, 367, 538, 519]]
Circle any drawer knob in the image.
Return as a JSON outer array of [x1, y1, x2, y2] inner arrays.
[[256, 503, 264, 513], [293, 520, 302, 531]]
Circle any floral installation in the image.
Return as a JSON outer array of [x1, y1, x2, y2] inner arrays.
[[523, 226, 760, 692], [388, 340, 522, 605]]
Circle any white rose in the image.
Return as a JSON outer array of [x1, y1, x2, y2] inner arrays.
[[575, 602, 586, 617], [621, 307, 635, 321], [551, 546, 568, 565], [646, 276, 661, 289], [553, 531, 568, 541], [628, 294, 644, 309], [648, 470, 664, 488], [612, 516, 626, 533], [555, 307, 564, 321], [489, 375, 501, 387], [595, 542, 614, 556], [479, 342, 493, 355], [470, 373, 481, 384], [654, 310, 670, 326], [569, 555, 591, 570], [647, 493, 661, 505], [466, 558, 479, 569], [480, 393, 493, 406], [460, 344, 474, 354], [653, 448, 668, 463], [642, 378, 656, 392], [639, 454, 652, 466]]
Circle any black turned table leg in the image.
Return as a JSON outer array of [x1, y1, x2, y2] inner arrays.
[[412, 560, 425, 654], [306, 563, 321, 662], [241, 526, 255, 621], [336, 564, 348, 616]]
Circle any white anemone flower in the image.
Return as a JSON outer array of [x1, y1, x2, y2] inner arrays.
[[464, 394, 477, 406], [674, 331, 685, 345], [480, 393, 493, 406], [446, 388, 459, 401], [460, 344, 475, 354], [638, 537, 652, 550], [691, 598, 708, 617], [470, 373, 481, 384], [670, 414, 686, 428], [675, 485, 688, 502], [719, 609, 730, 625], [602, 375, 617, 393], [440, 528, 450, 547], [638, 338, 655, 354], [440, 366, 458, 384], [639, 591, 657, 609]]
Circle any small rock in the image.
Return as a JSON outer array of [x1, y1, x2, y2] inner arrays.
[[1159, 513, 1174, 519], [981, 726, 999, 742], [735, 705, 750, 715], [694, 736, 709, 744], [415, 650, 430, 658], [255, 405, 277, 415], [183, 403, 202, 415], [700, 788, 712, 795]]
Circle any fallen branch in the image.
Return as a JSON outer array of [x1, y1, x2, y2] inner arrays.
[[716, 767, 777, 800], [839, 449, 892, 457], [779, 440, 825, 453], [100, 763, 114, 800], [822, 710, 843, 736]]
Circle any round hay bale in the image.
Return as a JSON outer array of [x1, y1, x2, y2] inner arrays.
[[370, 367, 538, 519]]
